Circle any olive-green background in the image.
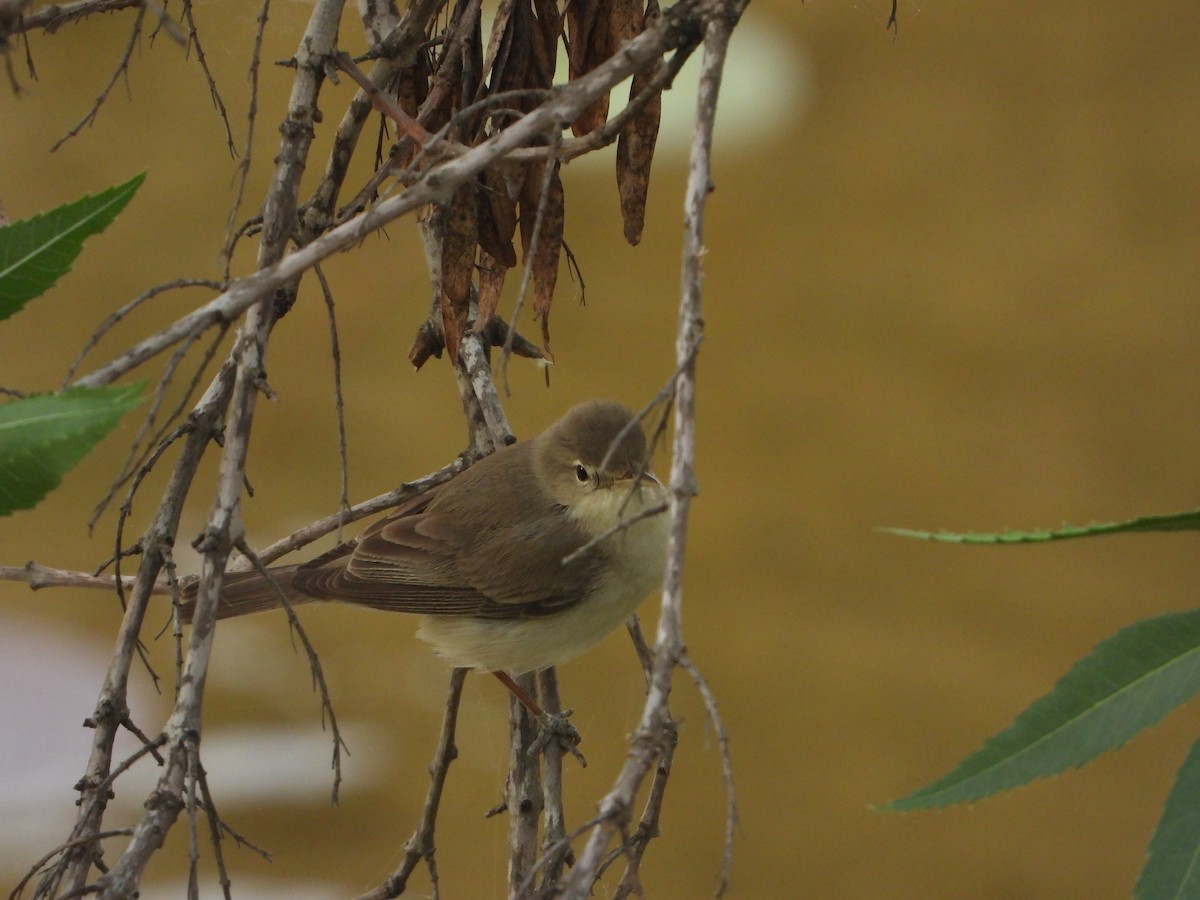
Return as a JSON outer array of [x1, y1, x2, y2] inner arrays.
[[3, 2, 1199, 897]]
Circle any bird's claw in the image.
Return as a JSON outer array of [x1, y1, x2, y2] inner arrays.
[[530, 708, 586, 766]]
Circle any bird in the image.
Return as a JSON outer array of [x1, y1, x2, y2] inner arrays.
[[180, 400, 670, 705]]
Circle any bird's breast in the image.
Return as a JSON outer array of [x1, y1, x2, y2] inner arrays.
[[416, 485, 670, 674]]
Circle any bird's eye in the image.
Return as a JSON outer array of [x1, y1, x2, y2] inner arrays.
[[574, 464, 590, 484]]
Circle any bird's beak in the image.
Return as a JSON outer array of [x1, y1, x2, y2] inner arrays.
[[617, 469, 662, 488]]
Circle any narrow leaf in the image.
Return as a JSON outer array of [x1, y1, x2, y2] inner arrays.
[[1136, 737, 1200, 900], [565, 0, 601, 80], [881, 609, 1200, 810], [0, 383, 144, 515], [616, 1, 662, 248], [481, 0, 519, 90], [530, 0, 560, 82], [882, 509, 1200, 544], [475, 250, 508, 333], [568, 0, 613, 135], [477, 171, 517, 269], [439, 183, 478, 366], [0, 172, 146, 322], [519, 163, 564, 354], [489, 0, 533, 108]]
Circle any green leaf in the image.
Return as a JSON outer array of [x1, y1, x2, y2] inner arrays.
[[1136, 737, 1200, 900], [882, 509, 1200, 544], [0, 383, 144, 515], [880, 609, 1200, 811], [0, 172, 146, 322]]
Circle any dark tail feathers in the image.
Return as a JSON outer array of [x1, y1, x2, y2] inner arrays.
[[179, 565, 311, 623]]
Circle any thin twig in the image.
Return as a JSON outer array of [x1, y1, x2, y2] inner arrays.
[[2, 0, 140, 38], [0, 563, 169, 594], [555, 3, 738, 895], [313, 263, 352, 539], [180, 0, 236, 157], [73, 4, 713, 392], [237, 538, 349, 802], [11, 830, 133, 900], [249, 458, 471, 565], [89, 329, 205, 531], [195, 740, 235, 899], [313, 0, 448, 228], [184, 737, 202, 900], [352, 667, 467, 900], [49, 4, 149, 152], [560, 501, 668, 567], [606, 624, 678, 899], [51, 359, 236, 897], [220, 0, 270, 275], [498, 134, 560, 393], [26, 732, 168, 898], [73, 3, 349, 895], [680, 651, 737, 896], [92, 324, 232, 530], [62, 279, 224, 388]]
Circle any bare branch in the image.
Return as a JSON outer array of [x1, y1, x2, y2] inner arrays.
[[57, 3, 349, 896], [62, 279, 225, 388], [250, 458, 470, 565], [534, 668, 574, 894], [554, 3, 740, 895], [50, 364, 235, 896], [506, 674, 544, 897], [11, 830, 134, 900], [352, 667, 467, 900], [73, 2, 711, 391], [14, 0, 750, 894], [0, 562, 168, 594], [4, 0, 140, 37]]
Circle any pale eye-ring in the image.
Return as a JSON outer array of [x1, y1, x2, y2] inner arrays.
[[574, 464, 590, 484]]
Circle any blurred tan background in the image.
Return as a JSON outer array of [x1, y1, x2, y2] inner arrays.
[[3, 1, 1200, 897]]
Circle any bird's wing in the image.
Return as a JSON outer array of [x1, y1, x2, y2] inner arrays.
[[290, 464, 606, 619]]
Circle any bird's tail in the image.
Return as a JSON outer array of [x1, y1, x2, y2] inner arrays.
[[178, 565, 312, 623]]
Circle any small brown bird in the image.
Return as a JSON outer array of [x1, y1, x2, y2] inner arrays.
[[181, 401, 669, 683]]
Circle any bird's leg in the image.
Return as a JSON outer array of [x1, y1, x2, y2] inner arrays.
[[493, 670, 544, 715], [492, 671, 586, 766]]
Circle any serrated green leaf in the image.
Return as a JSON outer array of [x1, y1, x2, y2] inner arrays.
[[881, 509, 1200, 544], [880, 609, 1200, 811], [0, 383, 144, 515], [0, 172, 146, 322], [1136, 736, 1200, 900]]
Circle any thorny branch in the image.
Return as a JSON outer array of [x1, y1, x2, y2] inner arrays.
[[4, 0, 761, 893]]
